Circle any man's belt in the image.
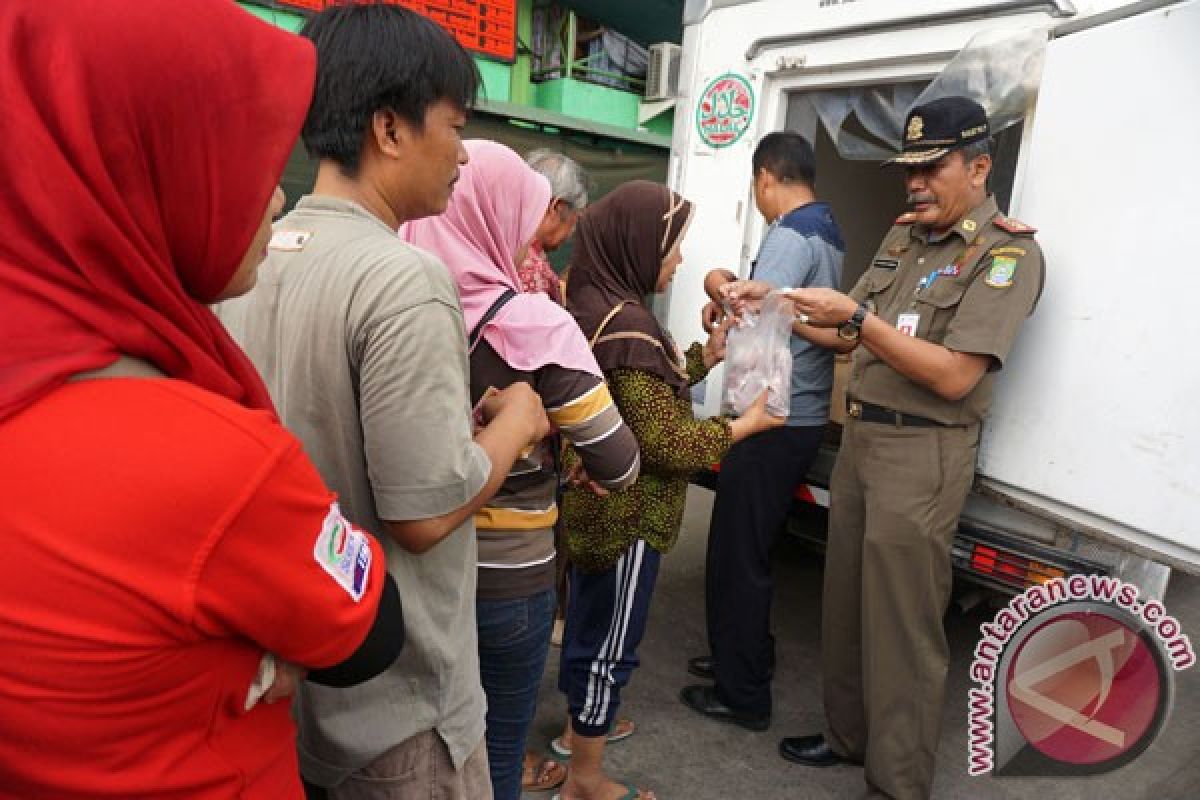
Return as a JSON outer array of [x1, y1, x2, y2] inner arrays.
[[846, 399, 947, 428]]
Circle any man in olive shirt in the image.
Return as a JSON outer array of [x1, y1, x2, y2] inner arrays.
[[219, 7, 547, 800], [726, 97, 1043, 799]]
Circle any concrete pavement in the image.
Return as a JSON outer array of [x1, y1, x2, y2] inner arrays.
[[524, 486, 1200, 800]]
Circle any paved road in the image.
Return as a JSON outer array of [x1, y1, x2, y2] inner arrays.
[[526, 487, 1200, 799]]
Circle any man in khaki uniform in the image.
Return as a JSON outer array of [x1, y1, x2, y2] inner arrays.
[[726, 97, 1043, 799]]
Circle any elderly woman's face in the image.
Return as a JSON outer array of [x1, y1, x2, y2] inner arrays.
[[537, 199, 581, 252], [216, 185, 285, 301]]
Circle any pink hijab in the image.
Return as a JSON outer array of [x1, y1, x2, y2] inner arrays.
[[401, 139, 600, 377]]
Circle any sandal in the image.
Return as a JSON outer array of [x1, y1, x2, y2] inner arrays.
[[551, 784, 653, 800], [550, 718, 636, 758], [522, 751, 567, 792]]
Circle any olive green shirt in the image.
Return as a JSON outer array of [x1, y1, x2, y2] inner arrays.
[[217, 196, 489, 785], [847, 195, 1045, 425], [562, 343, 733, 572]]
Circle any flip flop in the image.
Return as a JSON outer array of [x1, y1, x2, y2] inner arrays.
[[521, 752, 567, 793], [550, 718, 637, 758], [551, 784, 650, 800]]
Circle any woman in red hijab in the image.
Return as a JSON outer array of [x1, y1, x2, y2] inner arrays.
[[0, 2, 401, 797]]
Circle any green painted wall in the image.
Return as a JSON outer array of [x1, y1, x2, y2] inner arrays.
[[644, 112, 674, 136], [477, 60, 512, 105], [509, 0, 535, 106], [536, 77, 640, 129]]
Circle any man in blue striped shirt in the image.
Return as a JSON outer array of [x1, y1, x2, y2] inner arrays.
[[682, 132, 844, 730]]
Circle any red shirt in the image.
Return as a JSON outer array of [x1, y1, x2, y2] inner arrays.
[[0, 379, 386, 799]]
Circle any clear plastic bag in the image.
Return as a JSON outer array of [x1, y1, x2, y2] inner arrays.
[[722, 291, 793, 418]]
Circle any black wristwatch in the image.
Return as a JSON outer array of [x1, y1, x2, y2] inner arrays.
[[838, 303, 868, 341]]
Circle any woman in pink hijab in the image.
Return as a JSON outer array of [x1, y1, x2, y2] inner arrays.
[[401, 140, 641, 800]]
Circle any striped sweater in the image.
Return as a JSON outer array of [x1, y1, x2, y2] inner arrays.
[[470, 340, 639, 599]]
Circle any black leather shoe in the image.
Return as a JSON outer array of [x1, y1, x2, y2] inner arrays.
[[687, 655, 715, 680], [679, 684, 770, 732], [778, 734, 853, 767], [686, 655, 776, 682]]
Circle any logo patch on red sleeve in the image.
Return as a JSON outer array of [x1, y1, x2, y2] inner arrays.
[[313, 503, 371, 602]]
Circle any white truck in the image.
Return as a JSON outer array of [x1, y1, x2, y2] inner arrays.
[[663, 0, 1200, 599]]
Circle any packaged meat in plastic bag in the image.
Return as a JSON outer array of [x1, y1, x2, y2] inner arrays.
[[722, 291, 793, 418]]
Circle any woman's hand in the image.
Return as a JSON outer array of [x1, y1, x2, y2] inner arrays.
[[480, 383, 551, 447], [700, 300, 725, 334], [728, 389, 787, 442], [702, 317, 733, 369], [564, 462, 609, 497], [719, 279, 773, 318], [742, 389, 787, 434]]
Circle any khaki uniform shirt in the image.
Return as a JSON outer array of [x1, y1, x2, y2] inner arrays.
[[217, 196, 490, 785], [846, 195, 1045, 425]]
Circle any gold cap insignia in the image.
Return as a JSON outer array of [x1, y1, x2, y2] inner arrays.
[[906, 115, 924, 142], [962, 219, 977, 232]]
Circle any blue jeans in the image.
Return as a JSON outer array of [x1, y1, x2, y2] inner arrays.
[[477, 588, 556, 800]]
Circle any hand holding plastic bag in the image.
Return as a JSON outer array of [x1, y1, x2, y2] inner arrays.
[[722, 291, 793, 418]]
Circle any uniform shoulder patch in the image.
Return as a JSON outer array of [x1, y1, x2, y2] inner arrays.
[[894, 212, 919, 225], [985, 256, 1018, 288], [992, 215, 1037, 235], [313, 502, 371, 602]]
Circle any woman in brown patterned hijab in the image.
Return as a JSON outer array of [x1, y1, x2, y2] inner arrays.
[[567, 180, 695, 397], [554, 181, 783, 800]]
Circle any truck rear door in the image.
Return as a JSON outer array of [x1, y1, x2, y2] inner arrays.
[[978, 0, 1200, 572]]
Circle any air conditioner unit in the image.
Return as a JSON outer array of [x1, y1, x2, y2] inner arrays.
[[644, 42, 682, 102]]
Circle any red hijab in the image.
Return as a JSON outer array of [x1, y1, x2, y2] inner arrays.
[[0, 0, 315, 421]]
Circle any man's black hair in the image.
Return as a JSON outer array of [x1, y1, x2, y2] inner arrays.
[[300, 3, 480, 174], [752, 132, 817, 188]]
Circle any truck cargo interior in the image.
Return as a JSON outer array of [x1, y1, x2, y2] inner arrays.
[[783, 84, 1024, 293]]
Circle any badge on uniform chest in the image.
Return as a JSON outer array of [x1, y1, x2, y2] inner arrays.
[[915, 264, 961, 293], [897, 312, 920, 337]]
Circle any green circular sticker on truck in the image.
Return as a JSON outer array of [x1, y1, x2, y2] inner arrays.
[[696, 73, 755, 148]]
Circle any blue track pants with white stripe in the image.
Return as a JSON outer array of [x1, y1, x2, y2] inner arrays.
[[558, 538, 661, 737]]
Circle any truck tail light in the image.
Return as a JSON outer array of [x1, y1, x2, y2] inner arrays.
[[968, 543, 1066, 590]]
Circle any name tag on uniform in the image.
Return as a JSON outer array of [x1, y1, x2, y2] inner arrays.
[[269, 230, 312, 251], [872, 258, 899, 270], [897, 312, 920, 337]]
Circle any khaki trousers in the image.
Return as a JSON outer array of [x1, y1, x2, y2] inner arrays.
[[327, 731, 492, 800], [821, 418, 978, 800]]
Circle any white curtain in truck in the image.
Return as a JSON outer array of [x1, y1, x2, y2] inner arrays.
[[785, 27, 1047, 161]]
